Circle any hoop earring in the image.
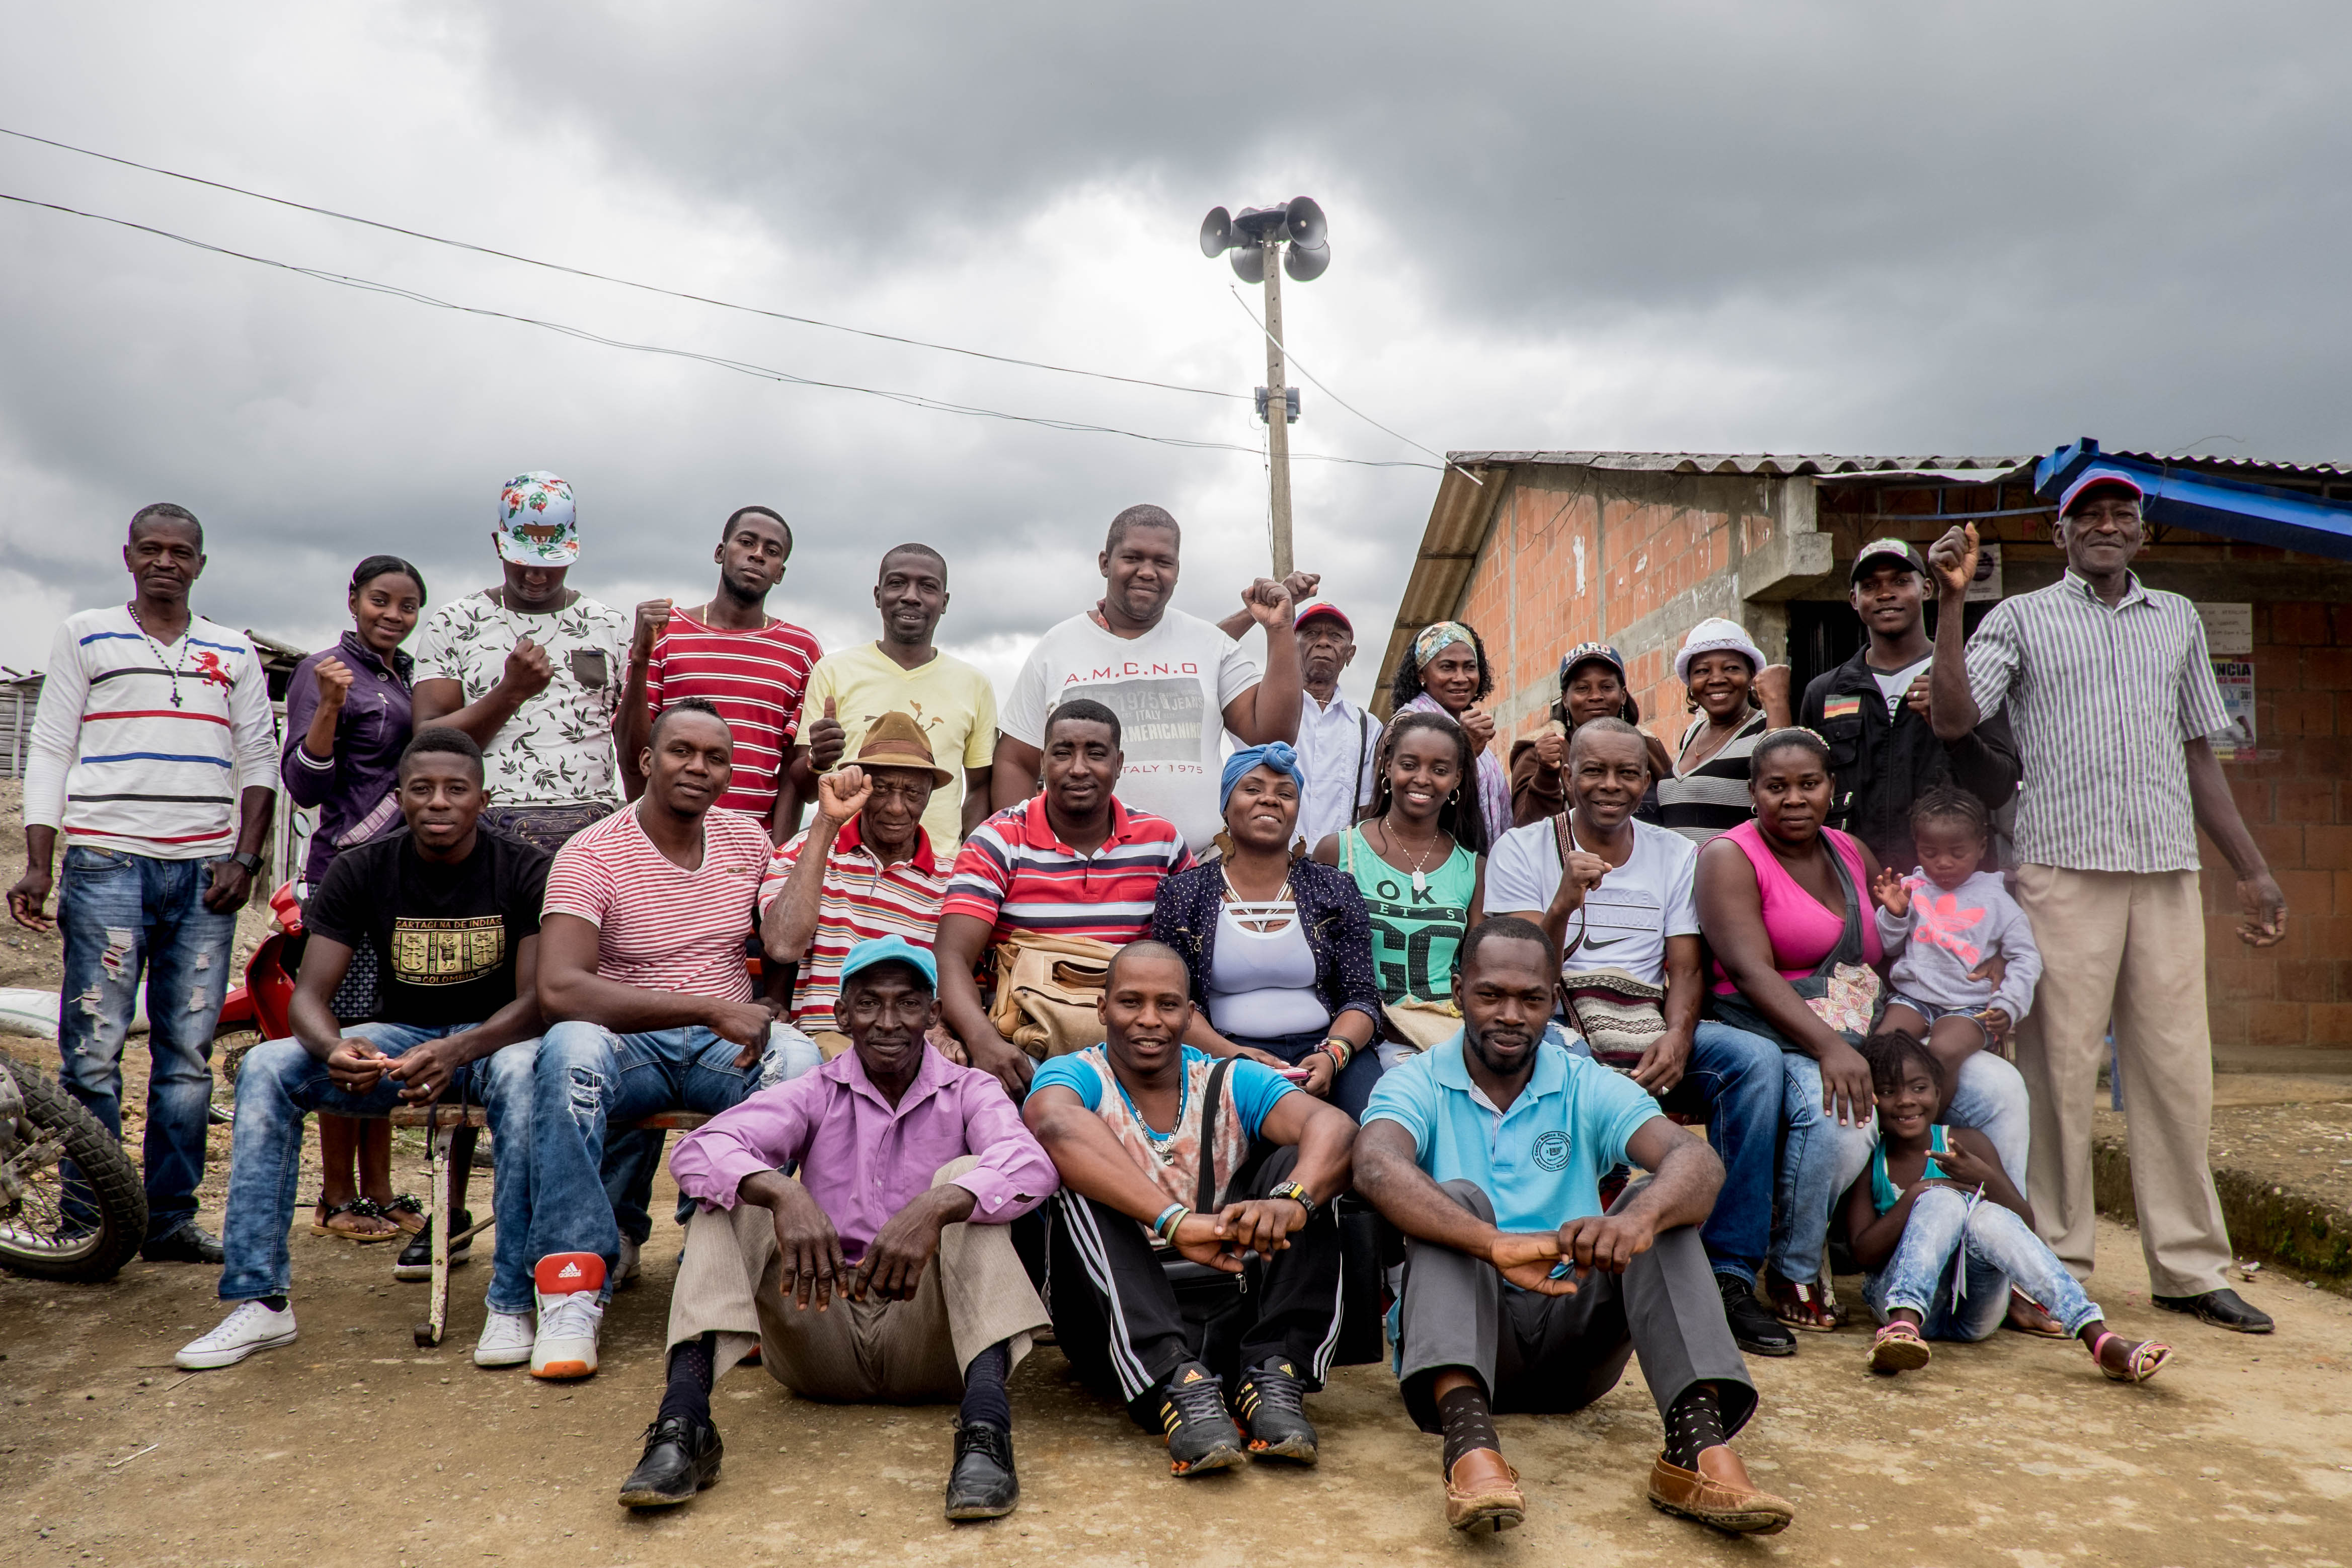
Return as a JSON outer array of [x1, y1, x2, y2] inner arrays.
[[1448, 789, 1460, 803]]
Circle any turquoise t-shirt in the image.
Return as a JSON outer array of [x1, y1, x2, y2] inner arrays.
[[1362, 1031, 1661, 1233], [1030, 1044, 1295, 1138]]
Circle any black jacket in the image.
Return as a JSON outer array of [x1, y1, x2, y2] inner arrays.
[[1799, 647, 2020, 873]]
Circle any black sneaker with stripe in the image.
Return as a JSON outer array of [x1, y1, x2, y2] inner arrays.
[[1234, 1358, 1317, 1463], [1157, 1361, 1246, 1476]]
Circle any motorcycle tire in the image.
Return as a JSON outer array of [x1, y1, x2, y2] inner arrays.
[[0, 1060, 148, 1283]]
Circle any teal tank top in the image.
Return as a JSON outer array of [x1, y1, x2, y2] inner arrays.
[[1341, 825, 1478, 1004], [1869, 1125, 1949, 1214]]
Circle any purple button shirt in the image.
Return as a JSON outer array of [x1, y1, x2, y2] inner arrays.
[[671, 1042, 1059, 1263]]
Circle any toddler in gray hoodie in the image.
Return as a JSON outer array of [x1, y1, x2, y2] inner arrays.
[[1870, 786, 2043, 1084]]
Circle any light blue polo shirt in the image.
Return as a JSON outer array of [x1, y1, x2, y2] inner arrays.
[[1363, 1030, 1662, 1233]]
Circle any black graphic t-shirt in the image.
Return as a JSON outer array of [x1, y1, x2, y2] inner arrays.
[[304, 828, 552, 1028]]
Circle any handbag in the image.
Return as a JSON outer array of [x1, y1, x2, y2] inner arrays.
[[1546, 814, 1672, 1070], [1707, 835, 1882, 1049], [1159, 1058, 1253, 1326], [987, 933, 1117, 1061]]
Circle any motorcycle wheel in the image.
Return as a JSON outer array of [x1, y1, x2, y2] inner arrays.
[[0, 1059, 148, 1282]]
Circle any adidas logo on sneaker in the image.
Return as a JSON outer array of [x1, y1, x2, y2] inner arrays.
[[558, 1262, 582, 1280]]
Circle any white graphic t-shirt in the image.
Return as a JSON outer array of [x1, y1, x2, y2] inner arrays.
[[999, 609, 1260, 854], [412, 590, 632, 807], [1484, 814, 1699, 989]]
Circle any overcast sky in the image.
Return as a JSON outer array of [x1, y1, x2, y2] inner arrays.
[[3, 3, 2346, 697]]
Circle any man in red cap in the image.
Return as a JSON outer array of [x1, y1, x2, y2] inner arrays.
[[1926, 473, 2286, 1336], [1285, 599, 1382, 850]]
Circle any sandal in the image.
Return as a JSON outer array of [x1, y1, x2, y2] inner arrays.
[[381, 1194, 427, 1236], [2090, 1330, 2173, 1384], [312, 1197, 401, 1242], [1868, 1320, 1933, 1375], [2005, 1287, 2069, 1338], [1765, 1273, 1839, 1333]]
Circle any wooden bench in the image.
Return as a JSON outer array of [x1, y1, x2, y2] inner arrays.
[[388, 1105, 713, 1348]]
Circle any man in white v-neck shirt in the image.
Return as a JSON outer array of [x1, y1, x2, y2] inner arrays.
[[1283, 600, 1381, 850]]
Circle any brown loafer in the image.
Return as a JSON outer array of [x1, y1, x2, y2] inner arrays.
[[1444, 1448, 1525, 1533], [1648, 1446, 1794, 1536]]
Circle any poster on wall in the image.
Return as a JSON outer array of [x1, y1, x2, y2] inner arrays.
[[1964, 541, 2003, 602], [2212, 659, 2257, 761], [2196, 602, 2254, 656]]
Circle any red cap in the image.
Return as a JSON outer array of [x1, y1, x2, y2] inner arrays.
[[1292, 599, 1352, 634], [2058, 471, 2146, 518]]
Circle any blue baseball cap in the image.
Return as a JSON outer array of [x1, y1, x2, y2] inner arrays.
[[836, 934, 937, 991]]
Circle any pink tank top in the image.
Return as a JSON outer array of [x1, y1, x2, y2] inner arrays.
[[1709, 819, 1880, 994]]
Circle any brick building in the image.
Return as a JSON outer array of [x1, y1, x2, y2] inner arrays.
[[1375, 446, 2352, 1071]]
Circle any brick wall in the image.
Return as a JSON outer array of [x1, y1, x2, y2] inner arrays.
[[2203, 600, 2352, 1066]]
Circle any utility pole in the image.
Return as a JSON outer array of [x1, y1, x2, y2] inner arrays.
[[1260, 237, 1294, 579], [1199, 198, 1327, 582]]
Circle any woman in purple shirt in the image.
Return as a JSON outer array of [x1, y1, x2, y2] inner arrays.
[[278, 555, 426, 1242]]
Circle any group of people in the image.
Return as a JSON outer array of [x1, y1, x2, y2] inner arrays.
[[7, 467, 2288, 1537]]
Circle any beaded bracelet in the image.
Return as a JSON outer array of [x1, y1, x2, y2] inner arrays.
[[1319, 1036, 1354, 1069], [1151, 1202, 1189, 1241]]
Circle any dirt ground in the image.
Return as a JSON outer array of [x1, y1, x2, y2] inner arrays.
[[4, 1037, 2350, 1568]]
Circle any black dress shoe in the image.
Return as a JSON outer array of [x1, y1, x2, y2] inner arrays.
[[141, 1222, 224, 1265], [1718, 1273, 1797, 1357], [944, 1421, 1019, 1520], [393, 1212, 472, 1282], [2152, 1287, 2274, 1334], [617, 1416, 724, 1508]]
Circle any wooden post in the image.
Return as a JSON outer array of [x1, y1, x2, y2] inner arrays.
[[1262, 238, 1294, 580]]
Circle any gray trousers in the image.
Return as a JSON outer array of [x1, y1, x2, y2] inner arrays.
[[1396, 1179, 1756, 1438]]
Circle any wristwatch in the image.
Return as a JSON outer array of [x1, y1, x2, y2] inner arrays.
[[229, 851, 263, 875], [1268, 1180, 1318, 1218]]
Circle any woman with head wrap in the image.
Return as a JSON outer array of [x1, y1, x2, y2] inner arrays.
[[1388, 621, 1511, 847], [1150, 742, 1386, 1116], [1655, 617, 1795, 846]]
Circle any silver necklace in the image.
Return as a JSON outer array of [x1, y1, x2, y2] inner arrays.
[[126, 602, 192, 709], [1379, 814, 1444, 894]]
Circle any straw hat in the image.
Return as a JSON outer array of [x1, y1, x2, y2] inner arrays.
[[854, 711, 953, 787]]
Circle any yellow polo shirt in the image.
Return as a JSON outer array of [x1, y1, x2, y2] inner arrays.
[[802, 641, 998, 851]]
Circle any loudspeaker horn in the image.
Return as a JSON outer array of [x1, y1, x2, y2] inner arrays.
[[1229, 242, 1267, 284], [1198, 206, 1233, 258], [1283, 239, 1330, 282], [1284, 196, 1327, 248]]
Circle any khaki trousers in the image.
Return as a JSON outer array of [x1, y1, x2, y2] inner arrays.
[[2012, 866, 2231, 1297], [665, 1156, 1049, 1400]]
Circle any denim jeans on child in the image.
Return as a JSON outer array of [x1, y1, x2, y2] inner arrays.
[[1770, 1048, 2034, 1285], [530, 1021, 818, 1283], [54, 845, 238, 1239], [217, 1023, 540, 1313], [1864, 1185, 2101, 1341]]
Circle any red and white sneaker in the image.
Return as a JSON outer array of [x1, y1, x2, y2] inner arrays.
[[530, 1251, 606, 1380]]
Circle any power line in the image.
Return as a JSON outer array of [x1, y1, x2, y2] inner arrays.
[[0, 123, 1247, 404], [1228, 286, 1480, 485], [0, 190, 1441, 473]]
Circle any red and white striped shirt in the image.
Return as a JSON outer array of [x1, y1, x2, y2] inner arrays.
[[942, 797, 1193, 945], [644, 611, 823, 818], [543, 805, 771, 1002], [756, 817, 949, 1028]]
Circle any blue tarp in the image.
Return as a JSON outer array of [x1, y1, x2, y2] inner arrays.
[[2034, 439, 2352, 561]]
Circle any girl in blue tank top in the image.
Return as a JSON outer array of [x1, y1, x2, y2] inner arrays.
[[1840, 1032, 2172, 1385]]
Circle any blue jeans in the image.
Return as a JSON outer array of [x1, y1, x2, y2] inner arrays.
[[1655, 1023, 1781, 1286], [218, 1024, 542, 1313], [1864, 1186, 2101, 1340], [55, 845, 238, 1237], [1943, 1052, 2030, 1192], [531, 1021, 813, 1283]]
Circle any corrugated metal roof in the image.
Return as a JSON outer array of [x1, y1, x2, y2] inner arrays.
[[2099, 450, 2352, 483], [1445, 451, 2031, 477]]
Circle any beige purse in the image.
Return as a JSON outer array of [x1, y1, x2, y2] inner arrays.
[[987, 933, 1118, 1061], [1381, 996, 1464, 1052]]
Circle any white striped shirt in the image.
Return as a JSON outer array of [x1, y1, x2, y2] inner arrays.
[[24, 608, 279, 858], [543, 805, 771, 1001], [1965, 570, 2231, 874]]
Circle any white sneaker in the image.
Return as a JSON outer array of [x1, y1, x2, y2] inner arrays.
[[177, 1300, 298, 1370], [532, 1293, 603, 1379], [474, 1310, 535, 1368], [615, 1234, 642, 1290]]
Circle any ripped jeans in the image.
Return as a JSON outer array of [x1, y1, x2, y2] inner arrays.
[[55, 845, 237, 1239], [528, 1021, 814, 1291]]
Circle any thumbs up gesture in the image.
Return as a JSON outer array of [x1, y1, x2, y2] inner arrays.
[[806, 694, 847, 771]]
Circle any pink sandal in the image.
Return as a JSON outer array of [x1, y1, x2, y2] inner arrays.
[[2089, 1330, 2173, 1383], [1868, 1319, 1933, 1375]]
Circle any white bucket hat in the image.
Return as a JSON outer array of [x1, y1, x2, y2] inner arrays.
[[1673, 617, 1766, 685]]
